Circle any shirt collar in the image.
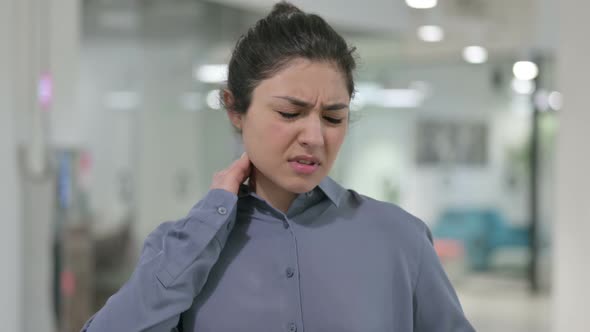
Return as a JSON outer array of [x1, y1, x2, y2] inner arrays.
[[317, 176, 346, 207], [238, 176, 346, 207]]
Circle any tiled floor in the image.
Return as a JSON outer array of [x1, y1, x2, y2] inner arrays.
[[456, 274, 551, 332]]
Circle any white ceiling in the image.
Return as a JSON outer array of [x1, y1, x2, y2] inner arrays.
[[206, 0, 409, 31], [206, 0, 558, 63]]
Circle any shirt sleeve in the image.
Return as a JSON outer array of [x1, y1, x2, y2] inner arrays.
[[413, 226, 476, 332], [81, 189, 238, 332]]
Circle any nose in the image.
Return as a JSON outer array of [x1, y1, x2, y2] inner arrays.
[[298, 113, 324, 148]]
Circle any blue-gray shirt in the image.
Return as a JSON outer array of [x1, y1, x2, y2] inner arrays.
[[82, 176, 474, 332]]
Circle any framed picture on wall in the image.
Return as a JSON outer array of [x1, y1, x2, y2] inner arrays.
[[415, 119, 488, 166]]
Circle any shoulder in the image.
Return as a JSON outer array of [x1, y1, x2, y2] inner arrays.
[[343, 189, 430, 237], [341, 189, 432, 264], [337, 188, 434, 280]]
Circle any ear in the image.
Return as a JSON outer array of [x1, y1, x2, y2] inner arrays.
[[223, 89, 243, 131]]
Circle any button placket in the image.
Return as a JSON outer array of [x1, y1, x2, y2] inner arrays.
[[279, 215, 302, 332]]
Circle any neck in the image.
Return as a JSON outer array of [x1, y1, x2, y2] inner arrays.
[[251, 168, 297, 213]]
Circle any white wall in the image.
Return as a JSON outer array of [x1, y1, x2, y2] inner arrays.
[[50, 0, 82, 147], [0, 0, 22, 329], [2, 0, 79, 330], [553, 0, 590, 330]]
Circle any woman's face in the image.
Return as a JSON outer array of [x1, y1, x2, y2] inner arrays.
[[228, 58, 350, 194]]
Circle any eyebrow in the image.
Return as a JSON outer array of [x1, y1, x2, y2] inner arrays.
[[272, 96, 349, 111]]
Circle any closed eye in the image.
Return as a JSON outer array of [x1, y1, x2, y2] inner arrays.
[[278, 111, 299, 119], [324, 116, 343, 124], [278, 111, 344, 124]]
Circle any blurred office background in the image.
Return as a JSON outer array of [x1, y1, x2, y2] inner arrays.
[[1, 0, 588, 331]]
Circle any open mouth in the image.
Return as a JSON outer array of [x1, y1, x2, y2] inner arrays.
[[289, 155, 321, 165], [288, 156, 321, 174], [295, 159, 317, 165]]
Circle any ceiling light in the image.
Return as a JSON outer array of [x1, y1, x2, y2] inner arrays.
[[462, 46, 488, 64], [406, 0, 438, 9], [417, 25, 444, 42], [513, 61, 539, 80], [206, 90, 222, 110], [194, 64, 228, 83]]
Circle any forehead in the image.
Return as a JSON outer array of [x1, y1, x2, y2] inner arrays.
[[254, 59, 350, 102]]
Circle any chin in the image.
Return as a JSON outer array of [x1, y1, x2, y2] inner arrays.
[[281, 175, 323, 194]]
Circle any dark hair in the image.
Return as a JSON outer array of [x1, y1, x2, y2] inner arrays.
[[223, 1, 357, 114]]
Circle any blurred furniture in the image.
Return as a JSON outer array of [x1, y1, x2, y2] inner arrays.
[[92, 221, 135, 311], [60, 223, 94, 332], [59, 221, 135, 332], [432, 208, 530, 271], [433, 238, 467, 282]]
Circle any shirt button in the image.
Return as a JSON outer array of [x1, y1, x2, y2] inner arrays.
[[217, 206, 227, 215], [288, 322, 297, 332], [282, 220, 290, 229], [306, 191, 314, 197], [286, 267, 295, 278]]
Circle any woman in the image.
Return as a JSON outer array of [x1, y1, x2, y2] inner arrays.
[[82, 2, 474, 331]]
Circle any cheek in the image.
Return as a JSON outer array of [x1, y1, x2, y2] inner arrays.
[[265, 120, 296, 150], [268, 120, 285, 139], [244, 116, 290, 156]]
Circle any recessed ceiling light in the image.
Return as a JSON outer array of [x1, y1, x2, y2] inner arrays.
[[406, 0, 438, 9], [417, 25, 444, 42], [206, 89, 222, 110], [462, 46, 488, 64], [194, 64, 228, 83], [513, 61, 539, 80]]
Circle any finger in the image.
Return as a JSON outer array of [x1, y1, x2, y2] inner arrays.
[[237, 152, 249, 165], [227, 152, 248, 169], [232, 152, 250, 171], [227, 158, 250, 180]]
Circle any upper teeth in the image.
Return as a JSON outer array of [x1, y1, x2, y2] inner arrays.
[[298, 160, 313, 165]]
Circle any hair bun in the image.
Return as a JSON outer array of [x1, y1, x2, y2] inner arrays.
[[268, 1, 303, 19]]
